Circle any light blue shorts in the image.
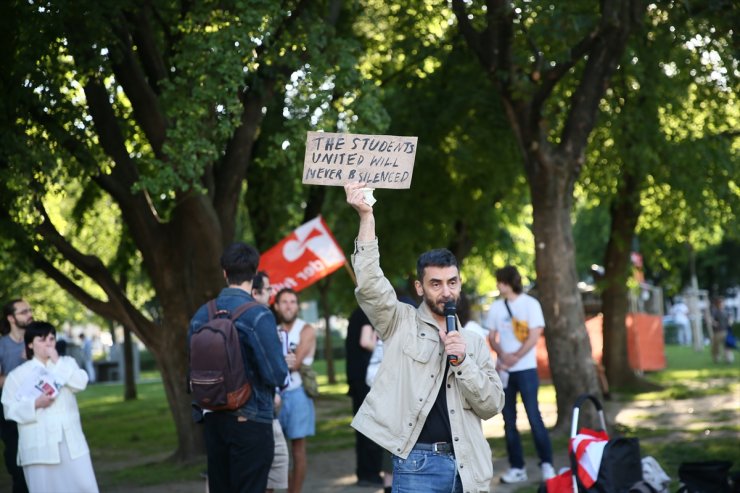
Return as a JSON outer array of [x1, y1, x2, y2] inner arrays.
[[278, 387, 315, 440]]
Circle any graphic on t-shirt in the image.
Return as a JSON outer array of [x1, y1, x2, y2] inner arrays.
[[512, 317, 529, 342]]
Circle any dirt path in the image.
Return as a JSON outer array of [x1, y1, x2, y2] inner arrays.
[[102, 387, 737, 493]]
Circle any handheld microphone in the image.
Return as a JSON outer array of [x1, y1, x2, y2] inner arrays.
[[444, 301, 458, 364]]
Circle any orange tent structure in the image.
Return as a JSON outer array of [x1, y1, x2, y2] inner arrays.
[[535, 313, 666, 380]]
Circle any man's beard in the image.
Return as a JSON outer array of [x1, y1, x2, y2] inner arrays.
[[14, 317, 33, 329], [279, 312, 297, 325], [423, 295, 456, 317]]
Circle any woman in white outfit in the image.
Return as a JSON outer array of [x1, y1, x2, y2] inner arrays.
[[1, 321, 98, 493]]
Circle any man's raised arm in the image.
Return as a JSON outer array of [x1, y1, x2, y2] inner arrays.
[[344, 182, 375, 241]]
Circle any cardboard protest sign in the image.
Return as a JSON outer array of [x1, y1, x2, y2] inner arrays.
[[259, 216, 346, 295], [302, 131, 418, 189]]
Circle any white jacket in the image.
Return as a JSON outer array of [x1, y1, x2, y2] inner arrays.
[[2, 356, 90, 466]]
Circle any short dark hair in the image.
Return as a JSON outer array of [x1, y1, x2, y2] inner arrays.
[[416, 248, 458, 281], [495, 265, 523, 294], [24, 321, 56, 360], [220, 242, 260, 285], [252, 271, 268, 292], [274, 287, 297, 304], [1, 299, 23, 336]]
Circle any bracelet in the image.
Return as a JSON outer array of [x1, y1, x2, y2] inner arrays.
[[450, 355, 465, 367]]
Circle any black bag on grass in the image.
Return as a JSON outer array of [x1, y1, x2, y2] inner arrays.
[[677, 460, 732, 493], [571, 437, 643, 493], [570, 394, 643, 493]]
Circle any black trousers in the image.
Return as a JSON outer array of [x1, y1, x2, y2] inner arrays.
[[203, 412, 274, 493], [349, 380, 383, 482], [0, 406, 28, 493]]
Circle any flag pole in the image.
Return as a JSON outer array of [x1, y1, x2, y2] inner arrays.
[[344, 262, 357, 286]]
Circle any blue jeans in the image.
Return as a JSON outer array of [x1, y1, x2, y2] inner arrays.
[[392, 447, 463, 493], [502, 368, 553, 468]]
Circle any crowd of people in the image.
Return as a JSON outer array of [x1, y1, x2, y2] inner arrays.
[[181, 182, 551, 493], [4, 180, 735, 493]]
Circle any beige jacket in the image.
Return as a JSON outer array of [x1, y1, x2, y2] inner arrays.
[[351, 239, 504, 493]]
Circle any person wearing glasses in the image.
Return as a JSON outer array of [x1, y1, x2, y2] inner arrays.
[[0, 300, 34, 493], [251, 271, 293, 493]]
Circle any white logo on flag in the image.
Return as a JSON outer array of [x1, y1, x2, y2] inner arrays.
[[282, 217, 344, 265]]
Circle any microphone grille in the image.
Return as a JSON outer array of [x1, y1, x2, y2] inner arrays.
[[444, 300, 456, 316]]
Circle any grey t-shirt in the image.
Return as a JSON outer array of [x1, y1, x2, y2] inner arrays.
[[0, 336, 26, 379]]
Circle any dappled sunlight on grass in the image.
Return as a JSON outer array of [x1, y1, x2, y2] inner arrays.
[[78, 382, 176, 459], [537, 383, 556, 403]]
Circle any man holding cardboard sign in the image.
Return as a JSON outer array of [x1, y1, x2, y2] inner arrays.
[[344, 182, 504, 493]]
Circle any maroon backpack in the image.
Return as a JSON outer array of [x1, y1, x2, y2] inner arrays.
[[189, 300, 257, 411]]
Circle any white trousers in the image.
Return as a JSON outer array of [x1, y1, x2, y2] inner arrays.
[[24, 436, 99, 493]]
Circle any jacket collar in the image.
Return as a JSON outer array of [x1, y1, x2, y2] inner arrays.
[[218, 287, 252, 299], [30, 357, 53, 369], [417, 300, 443, 333]]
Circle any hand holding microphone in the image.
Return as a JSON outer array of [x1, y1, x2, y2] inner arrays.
[[443, 301, 465, 366]]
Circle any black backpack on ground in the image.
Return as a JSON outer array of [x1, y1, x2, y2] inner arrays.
[[677, 461, 733, 493], [189, 300, 257, 411], [570, 394, 643, 493]]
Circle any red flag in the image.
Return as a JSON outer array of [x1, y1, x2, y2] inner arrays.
[[259, 216, 346, 294]]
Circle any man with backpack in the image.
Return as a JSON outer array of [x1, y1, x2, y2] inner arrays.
[[188, 243, 289, 493]]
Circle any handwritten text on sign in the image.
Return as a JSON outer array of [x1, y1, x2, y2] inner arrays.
[[302, 131, 418, 189]]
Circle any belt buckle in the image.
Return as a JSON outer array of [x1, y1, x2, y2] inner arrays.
[[432, 442, 447, 453]]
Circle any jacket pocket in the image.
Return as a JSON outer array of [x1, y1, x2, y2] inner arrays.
[[402, 331, 437, 363]]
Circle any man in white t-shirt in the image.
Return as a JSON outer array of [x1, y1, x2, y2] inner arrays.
[[274, 288, 316, 493], [484, 266, 555, 484]]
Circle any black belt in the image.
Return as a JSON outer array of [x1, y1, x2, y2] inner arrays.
[[414, 442, 454, 454]]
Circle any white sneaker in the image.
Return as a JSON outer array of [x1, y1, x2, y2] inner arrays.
[[500, 467, 528, 483], [541, 462, 556, 480]]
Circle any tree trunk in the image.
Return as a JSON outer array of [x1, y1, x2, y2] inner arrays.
[[318, 279, 336, 384], [149, 316, 205, 462], [600, 171, 654, 390], [529, 158, 602, 431], [118, 275, 137, 400], [122, 326, 137, 401]]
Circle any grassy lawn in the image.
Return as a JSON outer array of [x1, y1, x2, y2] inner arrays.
[[5, 346, 729, 490], [74, 360, 355, 488]]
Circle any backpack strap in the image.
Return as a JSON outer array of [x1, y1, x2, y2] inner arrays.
[[504, 299, 514, 318], [207, 300, 218, 319], [229, 301, 260, 321], [207, 299, 255, 320]]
